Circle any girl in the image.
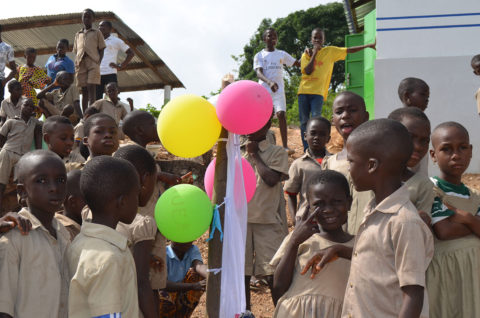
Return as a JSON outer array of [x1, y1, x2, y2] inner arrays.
[[427, 121, 480, 317], [271, 170, 354, 318], [17, 47, 51, 108]]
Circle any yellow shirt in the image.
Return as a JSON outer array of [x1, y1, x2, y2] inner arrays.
[[298, 46, 347, 98]]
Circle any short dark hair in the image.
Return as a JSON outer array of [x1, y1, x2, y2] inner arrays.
[[311, 28, 324, 36], [84, 106, 100, 117], [262, 27, 276, 40], [100, 20, 112, 28], [80, 156, 139, 212], [113, 145, 156, 176], [66, 169, 82, 198], [105, 82, 118, 91], [83, 8, 95, 17], [58, 38, 69, 47], [433, 121, 469, 141], [333, 91, 366, 111], [7, 79, 21, 91], [398, 77, 429, 102], [83, 113, 117, 137], [306, 116, 331, 132], [388, 107, 430, 126], [471, 54, 480, 66], [122, 110, 154, 138], [25, 47, 36, 55], [307, 170, 350, 199], [42, 115, 73, 134], [17, 150, 65, 183]]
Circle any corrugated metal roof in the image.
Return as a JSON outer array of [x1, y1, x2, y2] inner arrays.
[[0, 11, 184, 92], [343, 0, 376, 34]]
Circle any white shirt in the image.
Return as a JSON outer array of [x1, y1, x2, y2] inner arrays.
[[0, 42, 14, 79], [253, 49, 296, 93], [100, 35, 130, 75]]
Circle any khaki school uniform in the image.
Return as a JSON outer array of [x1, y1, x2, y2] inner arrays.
[[0, 208, 70, 318], [55, 212, 81, 241], [43, 85, 81, 124], [63, 150, 86, 165], [91, 98, 128, 125], [68, 222, 140, 318], [242, 139, 289, 276], [341, 185, 434, 318], [322, 150, 374, 234], [0, 96, 26, 121], [0, 116, 41, 184], [73, 28, 106, 86], [404, 172, 435, 213], [284, 148, 328, 219]]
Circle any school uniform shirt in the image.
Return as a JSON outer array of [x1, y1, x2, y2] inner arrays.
[[0, 208, 70, 318], [253, 49, 296, 94], [242, 139, 289, 224], [45, 85, 80, 111], [0, 42, 14, 80], [298, 46, 347, 98], [91, 97, 128, 125], [0, 116, 40, 155], [100, 34, 130, 75], [63, 150, 86, 165], [73, 28, 106, 65], [0, 96, 26, 121], [404, 172, 435, 214], [166, 244, 203, 283], [67, 222, 140, 318], [341, 185, 434, 318], [284, 148, 328, 218], [55, 212, 81, 241]]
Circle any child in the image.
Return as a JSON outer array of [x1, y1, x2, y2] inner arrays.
[[73, 106, 99, 150], [322, 91, 372, 234], [284, 116, 331, 223], [55, 169, 85, 241], [0, 150, 70, 318], [16, 47, 51, 108], [254, 27, 300, 154], [388, 107, 435, 224], [158, 241, 207, 317], [0, 98, 42, 209], [0, 80, 25, 125], [427, 122, 480, 317], [271, 170, 354, 318], [398, 77, 430, 111], [91, 82, 128, 129], [113, 145, 159, 318], [241, 113, 289, 309], [73, 8, 106, 110], [83, 113, 119, 158], [327, 119, 432, 317], [45, 39, 75, 82], [67, 156, 141, 317], [298, 28, 374, 150], [37, 71, 82, 124], [471, 54, 480, 115]]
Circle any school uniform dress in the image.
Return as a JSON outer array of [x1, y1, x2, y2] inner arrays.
[[404, 172, 435, 213], [54, 212, 81, 241], [427, 177, 480, 318], [271, 233, 354, 318], [341, 185, 434, 318], [0, 208, 70, 318], [242, 139, 289, 276], [73, 28, 106, 87], [0, 96, 27, 121], [284, 148, 328, 219], [67, 222, 140, 318], [322, 150, 374, 235]]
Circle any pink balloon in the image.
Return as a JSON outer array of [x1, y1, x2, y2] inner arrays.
[[204, 158, 257, 202], [216, 80, 273, 135]]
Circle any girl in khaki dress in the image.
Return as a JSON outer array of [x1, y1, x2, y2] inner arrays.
[[271, 170, 354, 318]]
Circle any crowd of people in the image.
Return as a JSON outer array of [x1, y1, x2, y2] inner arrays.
[[0, 6, 478, 318]]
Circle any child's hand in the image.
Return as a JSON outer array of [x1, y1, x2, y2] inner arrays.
[[268, 81, 279, 93], [109, 62, 121, 70], [446, 203, 473, 225], [193, 279, 206, 291], [0, 212, 32, 235], [301, 246, 340, 279], [150, 254, 165, 273], [246, 141, 259, 155], [291, 207, 320, 246], [159, 172, 182, 186]]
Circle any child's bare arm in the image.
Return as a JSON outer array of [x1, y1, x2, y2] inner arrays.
[[246, 141, 283, 187], [255, 68, 278, 92], [98, 48, 105, 64], [433, 217, 472, 240], [399, 285, 424, 318], [286, 193, 298, 225], [303, 47, 319, 75], [0, 212, 32, 234], [192, 260, 207, 278], [346, 41, 376, 54], [165, 280, 205, 292], [301, 245, 350, 279], [36, 81, 59, 100], [446, 203, 480, 238], [0, 135, 6, 148], [133, 240, 158, 318]]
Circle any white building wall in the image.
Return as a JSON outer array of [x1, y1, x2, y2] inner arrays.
[[375, 0, 480, 173]]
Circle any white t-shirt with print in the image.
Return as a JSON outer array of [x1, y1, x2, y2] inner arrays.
[[253, 49, 296, 93], [0, 42, 14, 79]]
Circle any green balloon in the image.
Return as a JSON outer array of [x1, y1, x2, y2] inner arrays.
[[154, 184, 213, 243]]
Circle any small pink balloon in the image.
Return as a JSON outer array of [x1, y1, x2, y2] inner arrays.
[[216, 80, 273, 135], [204, 158, 257, 202]]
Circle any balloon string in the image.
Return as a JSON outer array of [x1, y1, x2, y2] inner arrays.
[[206, 203, 224, 242], [218, 138, 228, 142], [207, 268, 222, 275]]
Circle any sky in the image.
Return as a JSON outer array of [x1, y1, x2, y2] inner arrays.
[[0, 0, 336, 109]]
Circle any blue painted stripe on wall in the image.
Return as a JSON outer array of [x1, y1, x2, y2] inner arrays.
[[377, 12, 480, 20], [377, 23, 480, 32]]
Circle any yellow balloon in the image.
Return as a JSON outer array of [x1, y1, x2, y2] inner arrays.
[[157, 95, 221, 158]]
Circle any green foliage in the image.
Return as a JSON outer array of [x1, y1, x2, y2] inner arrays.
[[139, 103, 161, 118]]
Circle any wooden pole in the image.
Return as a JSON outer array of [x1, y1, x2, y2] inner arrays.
[[206, 127, 228, 317]]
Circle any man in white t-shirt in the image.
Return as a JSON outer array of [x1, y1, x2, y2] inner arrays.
[[96, 20, 134, 100], [0, 25, 17, 103], [254, 28, 299, 155]]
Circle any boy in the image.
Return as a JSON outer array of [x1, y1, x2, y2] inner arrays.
[[55, 169, 84, 241], [73, 106, 99, 150], [322, 91, 372, 234], [73, 8, 106, 110], [298, 28, 374, 150], [398, 77, 430, 111], [0, 98, 42, 209], [471, 54, 480, 115], [91, 82, 128, 137], [37, 71, 82, 124], [0, 150, 70, 318], [342, 119, 433, 318], [83, 113, 119, 158], [67, 156, 140, 317], [242, 113, 289, 309], [284, 116, 331, 223], [0, 80, 25, 125], [254, 27, 300, 155]]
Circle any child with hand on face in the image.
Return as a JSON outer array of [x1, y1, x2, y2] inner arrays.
[[427, 122, 480, 317], [271, 170, 354, 318]]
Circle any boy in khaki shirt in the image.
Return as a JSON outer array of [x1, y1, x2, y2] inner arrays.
[[67, 156, 141, 318], [0, 150, 70, 318], [91, 82, 128, 126], [241, 115, 289, 310], [0, 80, 26, 125]]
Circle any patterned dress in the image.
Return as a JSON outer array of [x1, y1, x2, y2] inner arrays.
[[17, 65, 50, 107]]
